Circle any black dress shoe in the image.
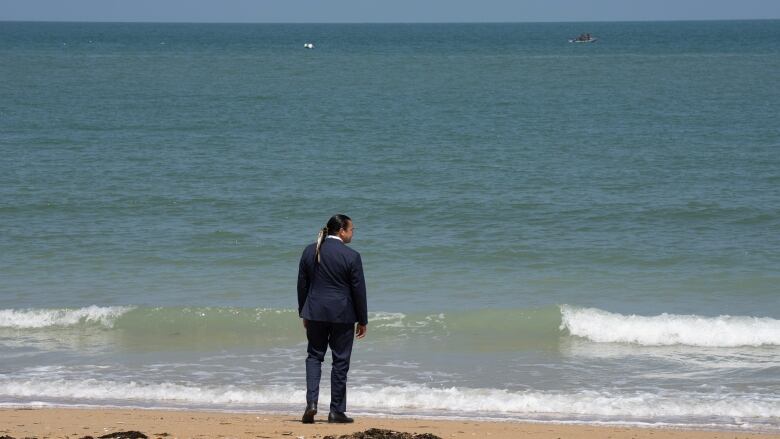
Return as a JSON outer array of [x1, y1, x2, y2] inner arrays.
[[327, 411, 354, 423], [301, 402, 317, 424]]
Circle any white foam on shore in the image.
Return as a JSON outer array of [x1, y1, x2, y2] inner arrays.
[[0, 378, 303, 405], [351, 385, 780, 420], [560, 305, 780, 347], [0, 306, 133, 329], [1, 379, 778, 423]]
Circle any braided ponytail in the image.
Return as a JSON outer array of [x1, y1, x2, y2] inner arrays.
[[314, 226, 328, 263]]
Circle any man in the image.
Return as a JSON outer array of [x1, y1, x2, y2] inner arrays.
[[297, 214, 368, 424]]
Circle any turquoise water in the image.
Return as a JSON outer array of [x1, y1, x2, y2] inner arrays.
[[1, 20, 779, 430]]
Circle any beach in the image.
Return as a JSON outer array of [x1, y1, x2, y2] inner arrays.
[[3, 408, 780, 439], [1, 21, 778, 432]]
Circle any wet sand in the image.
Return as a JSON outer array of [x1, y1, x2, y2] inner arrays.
[[1, 408, 779, 439]]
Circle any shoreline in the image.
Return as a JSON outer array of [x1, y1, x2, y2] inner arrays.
[[2, 407, 779, 439]]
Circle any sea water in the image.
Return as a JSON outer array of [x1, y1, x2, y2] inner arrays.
[[1, 20, 779, 431]]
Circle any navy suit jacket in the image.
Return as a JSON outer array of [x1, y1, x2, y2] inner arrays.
[[298, 238, 368, 326]]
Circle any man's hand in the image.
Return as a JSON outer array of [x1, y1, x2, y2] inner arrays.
[[303, 319, 308, 329], [356, 323, 367, 339]]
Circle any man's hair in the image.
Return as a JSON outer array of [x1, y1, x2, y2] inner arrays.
[[315, 214, 352, 263]]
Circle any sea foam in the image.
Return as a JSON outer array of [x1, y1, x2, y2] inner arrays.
[[560, 305, 780, 347], [0, 306, 133, 329], [0, 379, 777, 424]]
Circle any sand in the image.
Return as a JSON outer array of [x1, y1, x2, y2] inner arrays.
[[1, 408, 778, 439]]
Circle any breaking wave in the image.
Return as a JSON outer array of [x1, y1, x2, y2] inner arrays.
[[560, 305, 780, 347], [2, 305, 779, 348], [0, 378, 777, 428], [0, 306, 134, 329]]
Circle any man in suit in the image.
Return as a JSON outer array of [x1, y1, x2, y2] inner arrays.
[[297, 214, 368, 424]]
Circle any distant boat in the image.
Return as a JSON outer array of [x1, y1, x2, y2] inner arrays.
[[569, 34, 597, 43], [303, 42, 315, 49]]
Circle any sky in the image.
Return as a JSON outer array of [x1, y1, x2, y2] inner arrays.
[[1, 0, 779, 23]]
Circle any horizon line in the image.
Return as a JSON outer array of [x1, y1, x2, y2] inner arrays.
[[1, 17, 779, 25]]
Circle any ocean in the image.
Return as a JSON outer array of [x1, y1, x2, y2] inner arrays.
[[0, 20, 779, 431]]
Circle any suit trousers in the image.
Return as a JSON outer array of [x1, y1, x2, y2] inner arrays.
[[305, 320, 355, 413]]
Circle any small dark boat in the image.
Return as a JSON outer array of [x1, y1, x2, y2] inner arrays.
[[569, 34, 597, 43]]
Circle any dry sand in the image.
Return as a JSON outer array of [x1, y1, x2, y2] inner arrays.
[[1, 408, 778, 439]]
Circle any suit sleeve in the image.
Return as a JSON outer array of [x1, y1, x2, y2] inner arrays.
[[350, 253, 368, 326], [297, 249, 310, 317]]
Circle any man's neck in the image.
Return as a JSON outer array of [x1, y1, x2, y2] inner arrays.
[[327, 235, 343, 242]]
